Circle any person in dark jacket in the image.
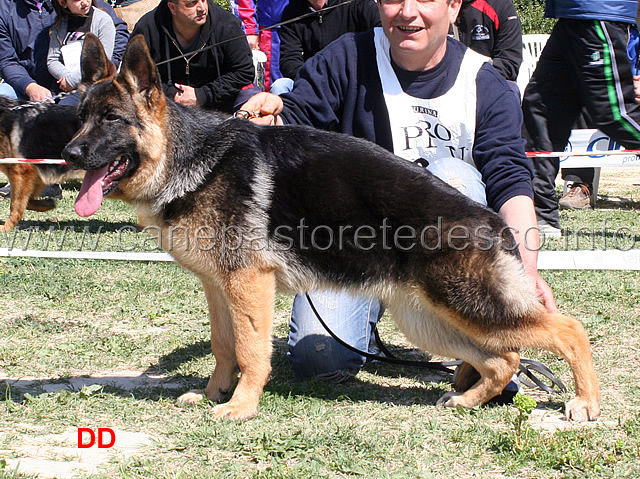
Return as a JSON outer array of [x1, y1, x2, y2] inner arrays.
[[0, 0, 128, 102], [522, 0, 640, 234], [454, 0, 522, 82], [241, 0, 557, 390], [131, 0, 255, 112], [277, 0, 380, 81]]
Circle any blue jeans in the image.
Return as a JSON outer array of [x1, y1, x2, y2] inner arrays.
[[288, 158, 488, 381], [270, 77, 294, 96], [0, 82, 20, 99]]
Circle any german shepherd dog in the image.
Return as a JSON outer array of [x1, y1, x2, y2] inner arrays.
[[63, 34, 600, 421], [0, 97, 81, 232]]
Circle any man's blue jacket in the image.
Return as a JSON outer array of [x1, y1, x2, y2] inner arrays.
[[546, 0, 638, 24]]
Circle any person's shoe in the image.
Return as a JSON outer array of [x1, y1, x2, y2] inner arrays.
[[38, 183, 63, 200], [559, 182, 593, 210], [537, 219, 562, 238], [0, 183, 10, 199]]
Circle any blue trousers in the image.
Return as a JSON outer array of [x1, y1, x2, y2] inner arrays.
[[287, 158, 487, 380]]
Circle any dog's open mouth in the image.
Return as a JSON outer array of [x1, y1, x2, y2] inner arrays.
[[75, 156, 131, 217]]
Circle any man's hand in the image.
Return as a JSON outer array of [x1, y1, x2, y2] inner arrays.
[[240, 92, 284, 125], [174, 84, 199, 107], [57, 77, 72, 93], [24, 82, 52, 102], [246, 34, 259, 50], [634, 75, 640, 104]]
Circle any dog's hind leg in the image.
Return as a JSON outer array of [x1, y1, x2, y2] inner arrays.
[[509, 311, 600, 421], [0, 164, 41, 232], [436, 350, 520, 409], [177, 279, 239, 407]]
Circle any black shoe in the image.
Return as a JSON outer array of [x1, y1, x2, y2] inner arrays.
[[0, 183, 10, 199], [38, 183, 63, 200]]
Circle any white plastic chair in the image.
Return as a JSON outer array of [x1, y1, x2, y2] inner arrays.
[[516, 34, 549, 96]]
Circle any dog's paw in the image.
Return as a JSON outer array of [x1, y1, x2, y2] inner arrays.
[[436, 391, 465, 407], [565, 397, 601, 422], [176, 389, 206, 406], [212, 401, 258, 421]]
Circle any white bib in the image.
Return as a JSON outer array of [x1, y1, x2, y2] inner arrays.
[[374, 28, 490, 168]]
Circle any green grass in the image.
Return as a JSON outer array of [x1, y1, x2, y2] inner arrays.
[[1, 170, 640, 478]]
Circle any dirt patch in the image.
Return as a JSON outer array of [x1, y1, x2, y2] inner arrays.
[[3, 427, 153, 478], [0, 370, 187, 395]]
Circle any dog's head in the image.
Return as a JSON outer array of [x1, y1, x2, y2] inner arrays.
[[63, 33, 168, 217]]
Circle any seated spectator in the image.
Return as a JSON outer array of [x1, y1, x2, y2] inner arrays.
[[272, 0, 380, 94], [0, 0, 128, 102], [48, 0, 117, 105], [132, 0, 255, 112], [231, 0, 290, 91], [453, 0, 522, 83]]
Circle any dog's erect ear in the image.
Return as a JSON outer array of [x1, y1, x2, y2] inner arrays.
[[81, 33, 116, 84], [119, 35, 162, 98]]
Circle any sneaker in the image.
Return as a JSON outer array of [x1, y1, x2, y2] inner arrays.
[[0, 183, 10, 199], [38, 183, 63, 200], [537, 219, 562, 238], [559, 182, 593, 210]]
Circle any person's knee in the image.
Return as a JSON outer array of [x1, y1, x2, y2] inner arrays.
[[288, 334, 364, 382], [0, 82, 19, 99], [270, 77, 294, 96], [427, 157, 487, 205]]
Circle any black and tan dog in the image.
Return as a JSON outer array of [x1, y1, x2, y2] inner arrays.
[[63, 34, 601, 421], [0, 97, 81, 232]]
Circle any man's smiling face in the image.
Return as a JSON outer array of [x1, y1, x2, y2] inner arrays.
[[378, 0, 462, 71]]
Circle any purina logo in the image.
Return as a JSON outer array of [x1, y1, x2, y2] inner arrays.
[[77, 428, 116, 448]]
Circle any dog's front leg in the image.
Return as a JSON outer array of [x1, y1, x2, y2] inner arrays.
[[198, 267, 276, 420], [214, 267, 276, 420], [177, 279, 239, 406]]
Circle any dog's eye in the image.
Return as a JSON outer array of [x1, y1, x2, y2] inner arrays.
[[105, 113, 120, 122]]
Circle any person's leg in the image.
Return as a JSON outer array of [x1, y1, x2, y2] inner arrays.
[[577, 20, 640, 148], [288, 290, 384, 382], [522, 20, 582, 229]]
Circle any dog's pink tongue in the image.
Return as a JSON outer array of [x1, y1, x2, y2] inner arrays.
[[75, 166, 109, 217]]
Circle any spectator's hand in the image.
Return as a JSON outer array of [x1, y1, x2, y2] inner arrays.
[[246, 34, 259, 50], [634, 75, 640, 104], [174, 84, 199, 107], [25, 82, 52, 102], [57, 77, 72, 93], [240, 92, 284, 125]]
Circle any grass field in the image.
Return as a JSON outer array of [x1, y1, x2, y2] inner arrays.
[[1, 169, 639, 478]]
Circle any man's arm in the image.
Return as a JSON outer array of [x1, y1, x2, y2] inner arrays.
[[473, 65, 557, 312], [499, 195, 558, 313], [487, 0, 522, 81], [194, 15, 255, 108], [95, 0, 130, 67], [0, 16, 38, 97], [229, 0, 259, 48], [278, 5, 306, 79]]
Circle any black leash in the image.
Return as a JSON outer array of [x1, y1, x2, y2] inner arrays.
[[305, 292, 568, 394], [156, 0, 355, 67]]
